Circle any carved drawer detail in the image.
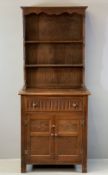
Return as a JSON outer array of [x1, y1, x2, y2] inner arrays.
[[24, 96, 83, 111]]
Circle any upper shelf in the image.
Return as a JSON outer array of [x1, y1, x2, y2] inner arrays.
[[25, 12, 83, 41], [25, 64, 84, 68], [25, 40, 84, 44]]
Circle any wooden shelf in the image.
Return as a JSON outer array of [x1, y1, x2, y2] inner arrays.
[[25, 40, 84, 44], [19, 87, 90, 96], [25, 64, 84, 68]]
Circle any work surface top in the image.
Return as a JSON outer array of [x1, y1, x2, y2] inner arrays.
[[19, 87, 90, 96]]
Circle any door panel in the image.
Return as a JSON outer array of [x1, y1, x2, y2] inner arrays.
[[56, 136, 79, 155], [26, 113, 82, 163], [55, 116, 82, 162], [58, 119, 80, 135], [31, 119, 50, 132], [27, 113, 55, 163], [31, 136, 51, 155]]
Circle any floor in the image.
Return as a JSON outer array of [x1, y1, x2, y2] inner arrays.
[[0, 159, 108, 174]]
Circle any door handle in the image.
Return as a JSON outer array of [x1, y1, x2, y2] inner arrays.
[[55, 133, 58, 137], [51, 133, 54, 136], [51, 124, 56, 128], [51, 133, 59, 137]]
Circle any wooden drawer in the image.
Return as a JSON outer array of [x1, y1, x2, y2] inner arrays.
[[24, 96, 83, 112]]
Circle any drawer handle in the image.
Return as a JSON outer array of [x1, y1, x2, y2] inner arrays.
[[55, 133, 58, 137], [72, 103, 78, 108], [32, 102, 39, 108]]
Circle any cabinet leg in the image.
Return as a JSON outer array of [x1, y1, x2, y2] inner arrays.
[[82, 163, 87, 173], [21, 162, 26, 173]]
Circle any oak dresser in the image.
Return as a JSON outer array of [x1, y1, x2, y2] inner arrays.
[[19, 6, 90, 173]]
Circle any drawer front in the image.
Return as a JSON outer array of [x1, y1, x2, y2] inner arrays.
[[24, 96, 83, 112]]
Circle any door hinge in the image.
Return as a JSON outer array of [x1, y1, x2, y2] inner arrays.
[[80, 147, 83, 154], [80, 143, 83, 154], [81, 120, 85, 127], [24, 150, 28, 155], [24, 119, 29, 126]]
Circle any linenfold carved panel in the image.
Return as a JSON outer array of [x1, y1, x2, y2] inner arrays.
[[26, 68, 83, 88]]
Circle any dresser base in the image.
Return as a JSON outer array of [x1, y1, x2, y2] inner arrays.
[[21, 163, 87, 173]]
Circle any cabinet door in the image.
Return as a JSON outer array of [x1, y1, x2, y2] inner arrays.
[[55, 115, 82, 163], [26, 113, 54, 163]]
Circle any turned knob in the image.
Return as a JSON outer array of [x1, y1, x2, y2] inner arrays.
[[32, 102, 39, 108], [55, 133, 58, 137], [72, 103, 78, 108], [52, 124, 56, 128]]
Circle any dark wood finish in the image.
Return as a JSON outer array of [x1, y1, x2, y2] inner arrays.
[[19, 6, 90, 173]]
